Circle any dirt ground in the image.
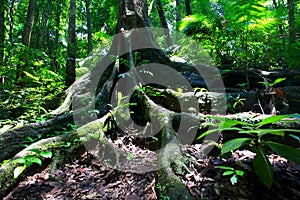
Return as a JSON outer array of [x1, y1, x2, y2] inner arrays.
[[4, 135, 300, 200]]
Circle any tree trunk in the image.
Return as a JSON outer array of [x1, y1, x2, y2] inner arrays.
[[175, 0, 181, 30], [0, 113, 74, 162], [16, 0, 36, 87], [41, 0, 52, 50], [65, 0, 77, 87], [287, 0, 295, 44], [0, 0, 4, 67], [272, 0, 286, 67], [21, 0, 36, 48], [8, 0, 15, 44], [156, 0, 172, 46], [85, 0, 92, 55], [184, 0, 192, 16], [53, 0, 62, 70], [33, 2, 41, 49]]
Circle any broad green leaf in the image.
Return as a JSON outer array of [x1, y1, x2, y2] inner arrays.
[[27, 157, 42, 166], [197, 129, 217, 140], [253, 147, 273, 188], [24, 71, 42, 84], [28, 149, 41, 154], [44, 69, 60, 77], [23, 155, 37, 160], [230, 174, 238, 185], [219, 118, 249, 130], [270, 78, 286, 87], [235, 170, 244, 176], [256, 115, 290, 127], [223, 171, 234, 176], [221, 138, 252, 155], [12, 158, 26, 164], [239, 129, 299, 137], [218, 166, 234, 171], [14, 166, 26, 179], [24, 71, 39, 81], [257, 130, 285, 138], [40, 151, 53, 158], [265, 141, 300, 165]]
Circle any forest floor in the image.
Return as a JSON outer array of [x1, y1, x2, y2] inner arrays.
[[4, 134, 300, 200]]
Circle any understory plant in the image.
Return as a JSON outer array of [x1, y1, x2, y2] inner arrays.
[[12, 149, 52, 179], [198, 114, 300, 188], [218, 165, 244, 185]]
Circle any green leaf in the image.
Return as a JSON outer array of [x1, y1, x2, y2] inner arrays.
[[223, 171, 234, 176], [265, 141, 300, 165], [230, 174, 238, 185], [221, 138, 252, 155], [256, 115, 289, 127], [257, 130, 285, 138], [253, 147, 273, 188], [24, 71, 39, 81], [44, 69, 60, 78], [270, 78, 286, 87], [219, 118, 249, 129], [235, 170, 244, 176], [23, 155, 37, 160], [12, 158, 26, 164], [40, 151, 53, 158], [14, 166, 26, 179], [27, 157, 42, 166], [218, 166, 234, 171], [197, 129, 218, 140], [28, 149, 41, 154]]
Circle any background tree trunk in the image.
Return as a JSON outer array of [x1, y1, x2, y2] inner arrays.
[[0, 0, 4, 67], [156, 0, 172, 46], [33, 2, 41, 49], [184, 0, 192, 16], [288, 0, 295, 44], [21, 0, 36, 48], [41, 0, 52, 50], [175, 0, 181, 30], [53, 0, 62, 70], [8, 0, 15, 44], [85, 0, 92, 55], [16, 0, 36, 87], [65, 0, 77, 87]]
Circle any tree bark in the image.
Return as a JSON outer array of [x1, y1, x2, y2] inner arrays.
[[85, 0, 92, 55], [287, 0, 295, 44], [0, 113, 74, 162], [33, 2, 41, 49], [21, 0, 36, 48], [16, 0, 36, 86], [8, 0, 15, 44], [156, 0, 172, 46], [184, 0, 192, 16], [0, 131, 85, 199], [65, 0, 77, 87], [0, 0, 4, 66], [175, 0, 181, 30], [53, 0, 62, 69], [41, 0, 52, 50]]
